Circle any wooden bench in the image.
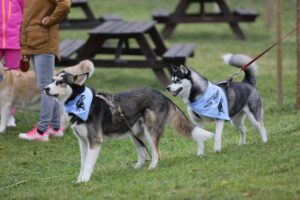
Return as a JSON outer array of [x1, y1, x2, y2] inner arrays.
[[233, 8, 259, 22], [152, 9, 170, 23], [163, 44, 196, 63], [152, 0, 259, 40], [59, 39, 85, 59]]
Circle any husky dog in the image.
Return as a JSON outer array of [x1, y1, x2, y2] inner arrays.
[[44, 71, 213, 183], [0, 60, 94, 133], [166, 54, 268, 153]]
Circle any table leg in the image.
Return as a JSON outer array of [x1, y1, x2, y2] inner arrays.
[[148, 27, 168, 55], [135, 35, 169, 86], [81, 4, 96, 21], [161, 0, 191, 39], [217, 0, 246, 40], [77, 36, 107, 58], [229, 23, 246, 40]]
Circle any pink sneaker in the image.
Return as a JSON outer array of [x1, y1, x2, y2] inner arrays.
[[48, 126, 64, 137], [19, 126, 49, 142]]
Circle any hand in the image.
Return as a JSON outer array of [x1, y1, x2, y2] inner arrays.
[[21, 55, 29, 61], [41, 16, 50, 25]]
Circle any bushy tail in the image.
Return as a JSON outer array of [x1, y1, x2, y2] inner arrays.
[[167, 102, 214, 141], [222, 54, 258, 87], [60, 59, 95, 78]]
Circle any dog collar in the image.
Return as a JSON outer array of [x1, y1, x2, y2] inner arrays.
[[189, 82, 230, 120], [0, 75, 3, 82], [64, 87, 93, 121]]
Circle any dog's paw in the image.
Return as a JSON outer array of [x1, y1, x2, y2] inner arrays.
[[196, 151, 204, 156], [76, 175, 90, 183], [135, 162, 145, 169], [214, 146, 222, 153], [148, 164, 158, 170]]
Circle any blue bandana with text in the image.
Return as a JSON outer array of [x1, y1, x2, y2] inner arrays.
[[189, 82, 230, 120], [64, 87, 93, 121]]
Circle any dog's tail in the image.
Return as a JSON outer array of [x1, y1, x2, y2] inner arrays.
[[61, 59, 95, 78], [222, 54, 258, 87], [167, 102, 214, 145]]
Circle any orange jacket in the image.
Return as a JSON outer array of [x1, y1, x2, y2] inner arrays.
[[20, 0, 71, 58]]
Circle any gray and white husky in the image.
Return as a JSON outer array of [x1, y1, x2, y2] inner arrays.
[[44, 71, 213, 183], [166, 54, 268, 153]]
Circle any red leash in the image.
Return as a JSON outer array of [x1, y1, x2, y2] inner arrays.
[[227, 24, 299, 82]]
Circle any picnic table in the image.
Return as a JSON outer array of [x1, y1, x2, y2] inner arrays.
[[60, 0, 121, 29], [58, 21, 196, 86], [152, 0, 259, 40]]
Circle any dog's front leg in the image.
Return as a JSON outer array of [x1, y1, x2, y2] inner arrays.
[[0, 106, 10, 133], [214, 120, 224, 153], [77, 137, 88, 182], [78, 145, 101, 183]]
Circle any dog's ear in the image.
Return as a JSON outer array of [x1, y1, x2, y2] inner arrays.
[[179, 65, 189, 75], [170, 64, 179, 72], [63, 73, 75, 84], [73, 73, 89, 85]]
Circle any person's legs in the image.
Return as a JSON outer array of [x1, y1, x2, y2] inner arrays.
[[32, 54, 61, 132], [19, 54, 61, 141], [4, 49, 20, 70]]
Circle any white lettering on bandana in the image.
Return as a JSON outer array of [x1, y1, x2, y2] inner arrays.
[[64, 87, 93, 121], [189, 82, 230, 120]]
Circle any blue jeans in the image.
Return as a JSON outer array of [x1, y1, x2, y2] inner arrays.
[[31, 54, 60, 133]]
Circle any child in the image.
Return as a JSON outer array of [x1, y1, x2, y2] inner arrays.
[[18, 0, 71, 141], [0, 0, 24, 127]]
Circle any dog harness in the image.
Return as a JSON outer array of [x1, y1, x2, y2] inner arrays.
[[189, 82, 230, 120], [64, 87, 93, 121]]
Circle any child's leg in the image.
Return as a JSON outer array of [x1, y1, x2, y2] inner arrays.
[[4, 49, 20, 70]]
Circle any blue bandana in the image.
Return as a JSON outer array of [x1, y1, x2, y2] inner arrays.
[[189, 82, 230, 120], [64, 87, 93, 121]]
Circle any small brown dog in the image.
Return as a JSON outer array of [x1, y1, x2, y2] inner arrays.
[[0, 60, 95, 133]]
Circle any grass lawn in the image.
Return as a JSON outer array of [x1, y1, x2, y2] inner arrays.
[[1, 0, 300, 199]]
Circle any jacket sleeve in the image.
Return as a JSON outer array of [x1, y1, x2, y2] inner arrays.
[[19, 0, 24, 12], [43, 0, 72, 27]]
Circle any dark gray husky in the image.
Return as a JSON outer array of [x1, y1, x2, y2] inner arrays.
[[166, 54, 268, 153], [44, 71, 213, 183]]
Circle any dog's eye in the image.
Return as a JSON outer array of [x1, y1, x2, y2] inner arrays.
[[56, 80, 63, 85], [175, 79, 181, 84]]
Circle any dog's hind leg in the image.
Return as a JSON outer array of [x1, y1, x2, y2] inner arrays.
[[143, 125, 161, 170], [143, 109, 163, 170], [214, 120, 224, 153], [0, 106, 10, 133], [130, 120, 148, 169], [244, 107, 268, 143], [232, 112, 247, 145]]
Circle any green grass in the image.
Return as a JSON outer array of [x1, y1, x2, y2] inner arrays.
[[1, 0, 300, 199]]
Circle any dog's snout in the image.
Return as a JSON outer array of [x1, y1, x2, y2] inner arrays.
[[44, 87, 50, 94]]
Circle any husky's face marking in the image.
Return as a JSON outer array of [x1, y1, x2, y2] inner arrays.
[[167, 65, 192, 98], [44, 72, 74, 103]]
